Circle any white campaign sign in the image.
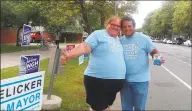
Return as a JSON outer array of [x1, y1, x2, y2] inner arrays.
[[0, 71, 45, 111], [79, 55, 84, 65]]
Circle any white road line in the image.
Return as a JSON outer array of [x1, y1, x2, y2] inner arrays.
[[168, 56, 192, 66], [161, 65, 191, 90]]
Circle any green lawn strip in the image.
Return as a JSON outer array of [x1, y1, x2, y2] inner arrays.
[[1, 45, 39, 53], [1, 58, 90, 110]]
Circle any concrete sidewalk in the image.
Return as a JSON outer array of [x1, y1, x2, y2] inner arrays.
[[1, 49, 51, 69]]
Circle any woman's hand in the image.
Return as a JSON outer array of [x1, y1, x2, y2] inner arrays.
[[60, 49, 69, 65]]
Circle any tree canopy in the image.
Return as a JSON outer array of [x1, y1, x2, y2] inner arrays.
[[1, 0, 138, 34], [142, 1, 191, 39]]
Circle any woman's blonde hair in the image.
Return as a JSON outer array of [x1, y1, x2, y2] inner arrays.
[[104, 16, 120, 27]]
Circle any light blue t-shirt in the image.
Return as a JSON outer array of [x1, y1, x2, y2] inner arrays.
[[120, 32, 156, 82], [84, 29, 126, 79]]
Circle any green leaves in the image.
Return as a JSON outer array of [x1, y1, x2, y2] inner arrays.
[[1, 1, 16, 27], [172, 1, 191, 33], [1, 1, 43, 27], [2, 1, 138, 33], [142, 1, 191, 38]]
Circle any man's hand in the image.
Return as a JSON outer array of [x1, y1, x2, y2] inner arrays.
[[60, 49, 69, 65], [161, 56, 165, 64]]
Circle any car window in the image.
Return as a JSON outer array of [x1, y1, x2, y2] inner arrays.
[[36, 32, 40, 35]]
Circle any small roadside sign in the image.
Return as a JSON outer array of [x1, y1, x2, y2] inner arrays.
[[21, 24, 32, 46], [79, 55, 84, 65], [66, 45, 75, 52], [19, 54, 40, 75]]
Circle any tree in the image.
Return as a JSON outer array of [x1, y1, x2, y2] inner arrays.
[[158, 1, 175, 38], [39, 0, 138, 34], [38, 1, 82, 33], [172, 1, 191, 38], [75, 0, 92, 34], [2, 1, 139, 43], [91, 1, 138, 29], [91, 1, 113, 29], [142, 1, 191, 40], [117, 1, 138, 16], [149, 9, 163, 38], [1, 1, 16, 27], [142, 12, 153, 36], [1, 1, 47, 46], [142, 1, 175, 39]]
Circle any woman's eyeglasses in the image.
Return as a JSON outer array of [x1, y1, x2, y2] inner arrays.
[[110, 23, 121, 28]]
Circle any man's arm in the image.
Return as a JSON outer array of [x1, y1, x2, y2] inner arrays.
[[150, 48, 159, 58]]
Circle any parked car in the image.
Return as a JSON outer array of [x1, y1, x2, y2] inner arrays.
[[166, 40, 173, 44], [162, 38, 168, 43], [183, 40, 192, 47], [157, 39, 163, 43], [154, 39, 160, 43], [172, 38, 185, 45], [30, 31, 42, 43], [160, 39, 164, 43], [169, 40, 173, 44]]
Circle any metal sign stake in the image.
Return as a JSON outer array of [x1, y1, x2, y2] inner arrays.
[[47, 45, 60, 100]]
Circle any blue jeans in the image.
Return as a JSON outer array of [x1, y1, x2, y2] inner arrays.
[[120, 81, 149, 111]]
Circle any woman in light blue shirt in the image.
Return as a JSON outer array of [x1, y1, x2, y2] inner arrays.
[[60, 16, 126, 111]]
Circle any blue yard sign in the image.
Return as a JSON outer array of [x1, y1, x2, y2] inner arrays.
[[19, 54, 40, 75], [21, 24, 31, 46]]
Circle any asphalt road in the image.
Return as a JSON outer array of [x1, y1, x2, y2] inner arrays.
[[146, 43, 191, 110]]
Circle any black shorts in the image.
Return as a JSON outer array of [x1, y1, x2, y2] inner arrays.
[[84, 75, 125, 111]]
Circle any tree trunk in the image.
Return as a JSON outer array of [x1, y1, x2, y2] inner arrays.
[[16, 26, 23, 46], [16, 20, 30, 46], [164, 33, 166, 40], [77, 0, 92, 34], [172, 32, 174, 40], [100, 12, 105, 29]]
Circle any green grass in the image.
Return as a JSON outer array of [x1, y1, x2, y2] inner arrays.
[[1, 58, 90, 110], [1, 44, 39, 53]]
